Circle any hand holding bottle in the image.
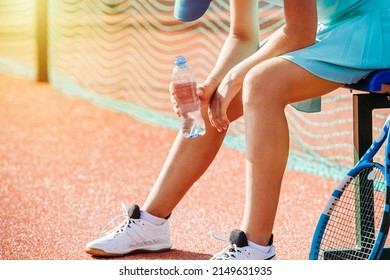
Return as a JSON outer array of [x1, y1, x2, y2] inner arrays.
[[171, 56, 206, 138], [169, 77, 219, 118]]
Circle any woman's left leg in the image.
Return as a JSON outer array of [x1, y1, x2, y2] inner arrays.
[[241, 57, 341, 246]]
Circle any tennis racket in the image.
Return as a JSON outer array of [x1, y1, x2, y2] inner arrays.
[[310, 115, 390, 260]]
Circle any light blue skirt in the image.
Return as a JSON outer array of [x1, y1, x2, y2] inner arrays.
[[280, 0, 390, 112]]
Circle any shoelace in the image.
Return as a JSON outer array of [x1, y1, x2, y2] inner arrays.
[[99, 203, 134, 237], [211, 232, 241, 260]]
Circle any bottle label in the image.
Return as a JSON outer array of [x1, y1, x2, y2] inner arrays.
[[173, 82, 199, 113]]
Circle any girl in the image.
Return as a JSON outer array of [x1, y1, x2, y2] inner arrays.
[[86, 0, 390, 260]]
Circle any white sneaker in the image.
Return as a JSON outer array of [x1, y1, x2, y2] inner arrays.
[[211, 229, 277, 260], [85, 204, 172, 257]]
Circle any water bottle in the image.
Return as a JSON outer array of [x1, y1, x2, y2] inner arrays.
[[172, 55, 206, 138]]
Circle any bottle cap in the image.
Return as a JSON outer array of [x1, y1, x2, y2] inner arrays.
[[175, 55, 187, 66], [174, 0, 211, 22]]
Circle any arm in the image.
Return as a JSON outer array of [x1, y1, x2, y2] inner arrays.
[[232, 0, 318, 76], [171, 0, 259, 117], [206, 0, 260, 84], [198, 0, 260, 103], [209, 0, 318, 131]]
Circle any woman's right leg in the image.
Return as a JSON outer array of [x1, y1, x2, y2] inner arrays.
[[142, 91, 244, 218], [85, 90, 243, 257]]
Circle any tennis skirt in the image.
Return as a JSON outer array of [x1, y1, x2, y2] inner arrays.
[[278, 0, 390, 112]]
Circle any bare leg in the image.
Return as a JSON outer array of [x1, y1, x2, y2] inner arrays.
[[241, 58, 341, 245], [142, 92, 244, 218]]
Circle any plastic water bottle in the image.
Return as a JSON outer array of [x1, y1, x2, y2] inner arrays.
[[172, 55, 206, 138]]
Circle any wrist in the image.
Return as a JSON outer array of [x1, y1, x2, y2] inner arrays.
[[204, 76, 221, 89]]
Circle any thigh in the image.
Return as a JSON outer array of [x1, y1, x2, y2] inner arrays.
[[244, 57, 342, 108]]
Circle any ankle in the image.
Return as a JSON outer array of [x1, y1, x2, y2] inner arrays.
[[140, 210, 167, 225], [247, 240, 273, 253]]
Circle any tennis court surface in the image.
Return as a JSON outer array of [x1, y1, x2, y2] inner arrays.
[[1, 73, 338, 260]]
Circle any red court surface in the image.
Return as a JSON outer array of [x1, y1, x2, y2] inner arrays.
[[0, 73, 337, 260]]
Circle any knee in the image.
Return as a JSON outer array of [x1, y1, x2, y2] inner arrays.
[[242, 63, 287, 110]]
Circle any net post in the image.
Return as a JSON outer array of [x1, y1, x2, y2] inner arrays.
[[36, 0, 48, 82]]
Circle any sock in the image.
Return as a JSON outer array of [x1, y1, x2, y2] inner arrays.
[[247, 240, 271, 253], [140, 210, 166, 225]]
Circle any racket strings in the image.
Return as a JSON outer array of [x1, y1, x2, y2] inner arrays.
[[319, 166, 386, 260]]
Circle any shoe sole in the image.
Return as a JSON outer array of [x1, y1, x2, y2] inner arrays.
[[85, 244, 172, 257]]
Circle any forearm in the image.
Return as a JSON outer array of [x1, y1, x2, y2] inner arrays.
[[207, 34, 259, 84], [233, 26, 316, 79]]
